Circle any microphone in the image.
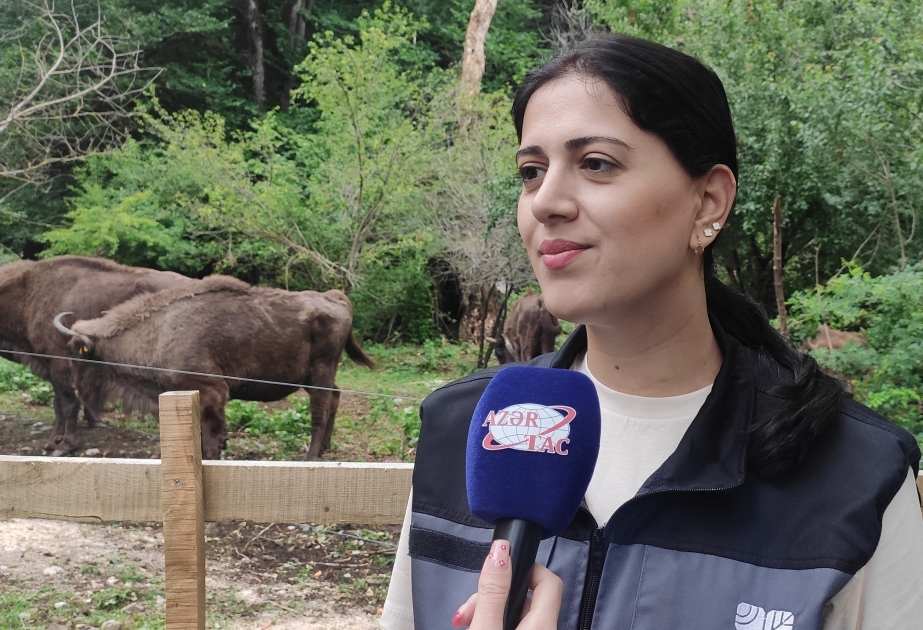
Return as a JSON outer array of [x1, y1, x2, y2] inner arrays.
[[466, 366, 600, 629]]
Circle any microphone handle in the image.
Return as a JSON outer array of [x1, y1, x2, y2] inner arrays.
[[493, 517, 543, 630]]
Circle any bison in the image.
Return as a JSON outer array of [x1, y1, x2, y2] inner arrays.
[[802, 324, 870, 352], [801, 324, 870, 396], [0, 256, 188, 455], [492, 290, 562, 364], [54, 275, 374, 460]]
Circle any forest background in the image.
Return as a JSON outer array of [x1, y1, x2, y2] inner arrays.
[[1, 0, 922, 444]]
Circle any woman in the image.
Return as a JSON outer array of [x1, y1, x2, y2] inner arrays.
[[381, 34, 923, 630]]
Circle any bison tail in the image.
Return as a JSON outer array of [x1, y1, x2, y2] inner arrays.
[[345, 332, 375, 369]]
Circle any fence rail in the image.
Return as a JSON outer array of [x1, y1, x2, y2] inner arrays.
[[0, 456, 413, 524]]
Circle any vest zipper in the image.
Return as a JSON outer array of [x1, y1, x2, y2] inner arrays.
[[573, 481, 744, 629], [576, 528, 607, 630]]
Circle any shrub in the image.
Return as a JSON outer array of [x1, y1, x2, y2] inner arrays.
[[787, 264, 923, 451]]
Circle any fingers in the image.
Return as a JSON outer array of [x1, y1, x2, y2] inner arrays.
[[453, 593, 478, 628], [454, 539, 512, 629], [520, 563, 563, 624]]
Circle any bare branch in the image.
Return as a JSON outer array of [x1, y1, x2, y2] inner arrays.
[[0, 0, 161, 184], [542, 0, 599, 53]]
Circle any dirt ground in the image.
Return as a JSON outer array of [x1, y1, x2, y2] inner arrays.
[[0, 517, 394, 628]]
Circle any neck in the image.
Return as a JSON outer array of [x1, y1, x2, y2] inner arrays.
[[583, 283, 721, 397]]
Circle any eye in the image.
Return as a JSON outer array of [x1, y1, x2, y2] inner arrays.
[[584, 157, 616, 173], [518, 165, 545, 184]]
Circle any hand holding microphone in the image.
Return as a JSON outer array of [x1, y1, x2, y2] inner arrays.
[[464, 366, 601, 630], [452, 539, 562, 630]]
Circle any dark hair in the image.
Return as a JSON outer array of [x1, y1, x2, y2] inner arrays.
[[512, 34, 843, 479]]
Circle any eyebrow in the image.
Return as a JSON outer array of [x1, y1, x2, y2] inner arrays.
[[515, 135, 632, 160], [565, 135, 633, 151], [515, 145, 544, 160]]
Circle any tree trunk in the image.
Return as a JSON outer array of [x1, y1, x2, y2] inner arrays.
[[245, 0, 265, 107], [476, 283, 498, 369], [460, 0, 498, 101], [772, 195, 788, 338], [281, 0, 310, 111], [289, 0, 308, 49]]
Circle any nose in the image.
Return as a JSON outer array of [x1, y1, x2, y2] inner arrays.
[[527, 166, 579, 225]]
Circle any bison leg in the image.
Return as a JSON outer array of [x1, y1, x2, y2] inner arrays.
[[321, 387, 342, 453], [44, 375, 82, 456], [304, 388, 335, 461], [197, 384, 229, 460], [84, 406, 105, 428]]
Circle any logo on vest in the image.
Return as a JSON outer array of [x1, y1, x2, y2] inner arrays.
[[480, 403, 575, 455], [735, 602, 794, 630]]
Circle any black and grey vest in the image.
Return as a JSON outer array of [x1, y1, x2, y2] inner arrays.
[[408, 325, 920, 630]]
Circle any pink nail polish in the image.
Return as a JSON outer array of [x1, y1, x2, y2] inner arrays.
[[496, 559, 506, 568], [488, 552, 494, 559], [452, 611, 463, 627], [501, 544, 507, 551]]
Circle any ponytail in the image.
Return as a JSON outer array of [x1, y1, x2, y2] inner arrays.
[[703, 250, 844, 479]]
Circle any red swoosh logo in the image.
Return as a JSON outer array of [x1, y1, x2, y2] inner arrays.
[[482, 433, 529, 450], [540, 405, 576, 435]]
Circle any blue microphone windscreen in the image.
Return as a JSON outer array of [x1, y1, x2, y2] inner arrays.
[[466, 366, 601, 537]]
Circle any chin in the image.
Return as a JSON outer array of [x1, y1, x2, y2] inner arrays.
[[536, 291, 584, 325]]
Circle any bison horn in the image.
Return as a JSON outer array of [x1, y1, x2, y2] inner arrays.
[[53, 312, 77, 337]]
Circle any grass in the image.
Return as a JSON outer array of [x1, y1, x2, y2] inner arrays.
[[0, 360, 53, 406], [0, 581, 166, 629]]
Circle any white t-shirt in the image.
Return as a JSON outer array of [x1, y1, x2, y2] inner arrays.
[[380, 355, 923, 629]]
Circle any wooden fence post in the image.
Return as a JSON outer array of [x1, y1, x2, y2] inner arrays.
[[159, 391, 205, 630]]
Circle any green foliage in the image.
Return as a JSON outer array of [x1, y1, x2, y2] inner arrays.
[[292, 3, 439, 272], [368, 395, 421, 452], [351, 233, 439, 342], [787, 264, 923, 446], [41, 101, 323, 283], [42, 189, 183, 265], [0, 361, 53, 405], [93, 0, 257, 128], [226, 398, 314, 449]]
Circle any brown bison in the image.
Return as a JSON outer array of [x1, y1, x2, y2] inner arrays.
[[802, 324, 870, 351], [54, 275, 374, 460], [801, 324, 870, 396], [493, 290, 562, 364], [0, 256, 188, 455]]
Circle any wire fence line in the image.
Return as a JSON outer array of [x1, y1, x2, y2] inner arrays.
[[0, 348, 426, 402]]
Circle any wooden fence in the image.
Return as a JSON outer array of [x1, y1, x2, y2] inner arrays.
[[0, 391, 413, 629], [1, 391, 921, 629]]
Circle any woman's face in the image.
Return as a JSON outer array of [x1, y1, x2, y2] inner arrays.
[[516, 74, 708, 327]]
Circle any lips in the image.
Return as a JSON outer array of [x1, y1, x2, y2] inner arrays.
[[539, 239, 589, 270]]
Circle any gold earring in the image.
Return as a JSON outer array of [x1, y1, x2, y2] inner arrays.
[[695, 236, 704, 256]]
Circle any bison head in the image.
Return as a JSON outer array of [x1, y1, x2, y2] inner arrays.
[[53, 311, 96, 357]]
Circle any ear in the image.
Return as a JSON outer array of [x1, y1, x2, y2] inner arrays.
[[688, 164, 737, 252], [67, 335, 95, 358]]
